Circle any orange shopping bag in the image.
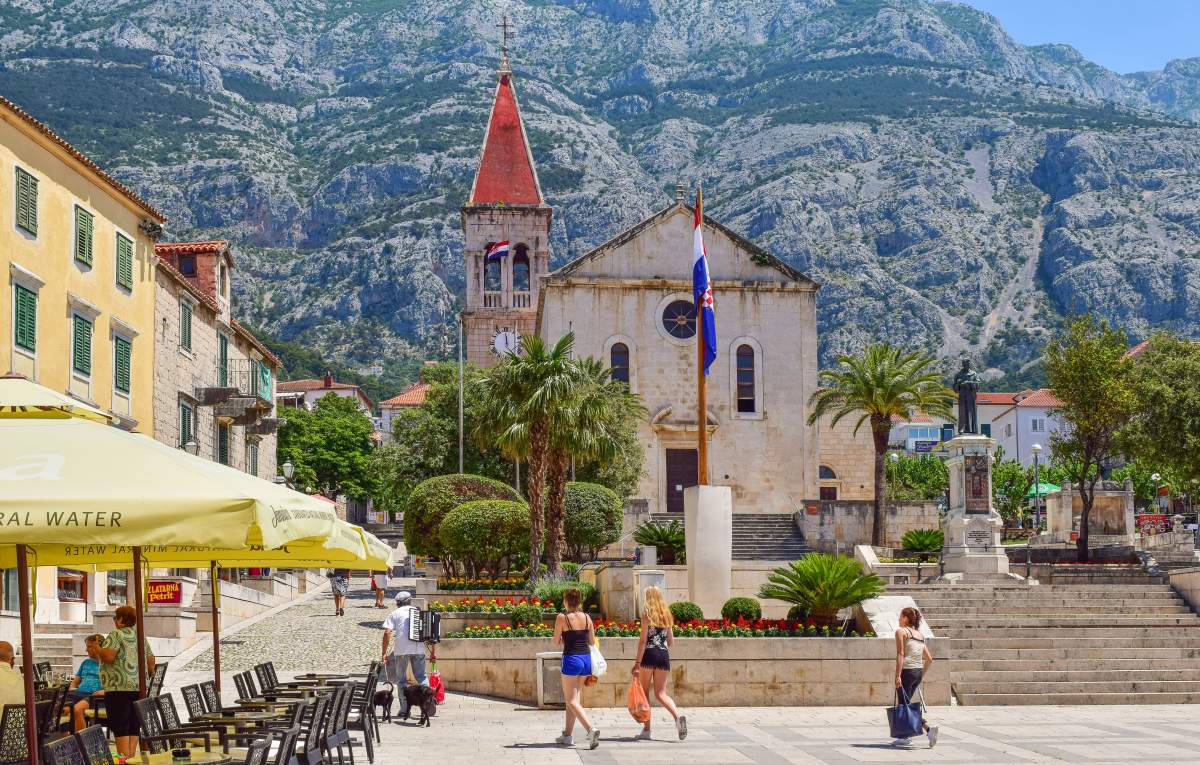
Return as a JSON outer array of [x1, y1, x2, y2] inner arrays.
[[627, 677, 651, 724]]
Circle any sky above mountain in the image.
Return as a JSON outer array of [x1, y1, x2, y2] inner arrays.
[[961, 0, 1200, 73]]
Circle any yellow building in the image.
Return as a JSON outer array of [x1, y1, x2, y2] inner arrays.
[[1, 94, 165, 431]]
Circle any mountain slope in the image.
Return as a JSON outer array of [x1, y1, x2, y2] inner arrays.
[[1, 0, 1197, 386]]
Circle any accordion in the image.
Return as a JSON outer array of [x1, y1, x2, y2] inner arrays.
[[407, 609, 441, 644]]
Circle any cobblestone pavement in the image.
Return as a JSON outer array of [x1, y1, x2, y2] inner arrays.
[[181, 578, 389, 673], [171, 581, 1200, 763]]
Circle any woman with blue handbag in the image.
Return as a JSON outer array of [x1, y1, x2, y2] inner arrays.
[[892, 607, 938, 748]]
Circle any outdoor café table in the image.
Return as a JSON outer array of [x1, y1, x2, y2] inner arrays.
[[191, 710, 281, 725], [134, 750, 233, 765]]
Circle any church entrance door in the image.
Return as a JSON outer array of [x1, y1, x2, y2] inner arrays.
[[665, 448, 698, 513]]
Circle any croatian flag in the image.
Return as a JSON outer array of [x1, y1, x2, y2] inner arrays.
[[693, 189, 717, 376], [485, 240, 511, 262]]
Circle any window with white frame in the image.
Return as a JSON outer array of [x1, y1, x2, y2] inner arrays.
[[1031, 417, 1046, 433]]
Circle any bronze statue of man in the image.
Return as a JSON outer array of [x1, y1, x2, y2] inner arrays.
[[953, 358, 981, 434]]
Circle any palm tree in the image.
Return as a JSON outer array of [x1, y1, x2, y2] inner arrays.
[[544, 358, 646, 575], [808, 344, 955, 546], [475, 333, 580, 586]]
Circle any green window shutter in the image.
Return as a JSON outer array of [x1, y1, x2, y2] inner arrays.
[[217, 424, 230, 465], [72, 315, 92, 376], [113, 336, 132, 394], [179, 402, 193, 446], [116, 234, 134, 290], [248, 443, 259, 476], [180, 301, 192, 351], [258, 362, 271, 399], [74, 206, 94, 266], [15, 168, 38, 237], [13, 285, 37, 353], [218, 334, 229, 387]]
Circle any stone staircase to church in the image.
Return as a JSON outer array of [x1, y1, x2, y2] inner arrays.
[[650, 513, 812, 561], [910, 580, 1200, 704]]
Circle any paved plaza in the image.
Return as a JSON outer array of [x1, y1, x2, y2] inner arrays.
[[164, 580, 1200, 763]]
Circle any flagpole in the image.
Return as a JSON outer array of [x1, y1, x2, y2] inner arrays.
[[696, 187, 709, 486]]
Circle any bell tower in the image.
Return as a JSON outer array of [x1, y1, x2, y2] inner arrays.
[[460, 23, 551, 367]]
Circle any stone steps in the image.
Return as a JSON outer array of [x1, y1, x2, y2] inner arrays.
[[910, 582, 1200, 705], [650, 513, 812, 562]]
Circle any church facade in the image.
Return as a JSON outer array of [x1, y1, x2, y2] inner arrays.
[[461, 55, 873, 513]]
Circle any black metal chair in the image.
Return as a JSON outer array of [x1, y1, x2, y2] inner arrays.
[[0, 700, 53, 765], [345, 676, 377, 760], [147, 662, 169, 697], [201, 680, 222, 713], [293, 694, 329, 765], [181, 684, 207, 719], [321, 685, 355, 765], [43, 735, 87, 765], [254, 664, 275, 693], [153, 694, 226, 751], [73, 725, 114, 765], [264, 663, 280, 691], [241, 738, 273, 765], [234, 673, 250, 701], [33, 662, 53, 683]]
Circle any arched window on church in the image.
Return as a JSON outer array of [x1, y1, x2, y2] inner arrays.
[[736, 344, 756, 413], [819, 465, 838, 500], [513, 244, 530, 291], [819, 465, 837, 480], [610, 343, 629, 384]]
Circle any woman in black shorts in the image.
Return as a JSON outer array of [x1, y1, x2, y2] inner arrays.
[[632, 586, 686, 740]]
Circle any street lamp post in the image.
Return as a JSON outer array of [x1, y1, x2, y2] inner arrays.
[[888, 452, 899, 503], [183, 440, 199, 456], [281, 460, 295, 490], [1031, 443, 1043, 532]]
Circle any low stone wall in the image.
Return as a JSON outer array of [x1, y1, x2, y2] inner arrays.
[[800, 501, 940, 550], [1168, 566, 1200, 613], [596, 563, 793, 619], [1004, 545, 1137, 564], [439, 613, 556, 631], [435, 636, 949, 707]]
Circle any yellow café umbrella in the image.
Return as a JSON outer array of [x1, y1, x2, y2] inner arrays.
[[0, 373, 112, 423]]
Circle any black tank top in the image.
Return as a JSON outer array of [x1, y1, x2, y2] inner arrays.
[[561, 612, 590, 655]]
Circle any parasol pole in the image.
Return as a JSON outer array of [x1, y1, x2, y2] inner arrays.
[[16, 545, 38, 765], [133, 547, 148, 697], [210, 562, 222, 693]]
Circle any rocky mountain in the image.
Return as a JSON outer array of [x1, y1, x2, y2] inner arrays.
[[2, 0, 1198, 392]]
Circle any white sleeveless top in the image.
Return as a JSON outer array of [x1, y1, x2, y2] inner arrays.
[[902, 628, 925, 669]]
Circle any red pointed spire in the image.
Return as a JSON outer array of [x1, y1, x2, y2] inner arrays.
[[469, 71, 543, 206]]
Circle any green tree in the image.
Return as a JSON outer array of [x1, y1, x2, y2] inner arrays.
[[438, 499, 531, 579], [563, 482, 624, 562], [277, 393, 376, 499], [1045, 316, 1137, 562], [544, 358, 646, 575], [1123, 333, 1200, 486], [885, 454, 949, 500], [991, 446, 1033, 527], [572, 411, 643, 500], [371, 363, 513, 520], [474, 333, 580, 586], [808, 344, 955, 545]]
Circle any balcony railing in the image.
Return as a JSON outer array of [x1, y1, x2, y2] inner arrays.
[[483, 291, 504, 308], [196, 359, 273, 422], [512, 291, 531, 308]]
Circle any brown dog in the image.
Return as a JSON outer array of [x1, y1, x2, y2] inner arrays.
[[401, 685, 437, 727]]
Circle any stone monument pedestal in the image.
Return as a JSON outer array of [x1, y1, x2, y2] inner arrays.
[[684, 485, 732, 617], [940, 433, 1017, 581]]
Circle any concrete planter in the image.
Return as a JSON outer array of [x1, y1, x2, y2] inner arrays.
[[435, 636, 949, 708]]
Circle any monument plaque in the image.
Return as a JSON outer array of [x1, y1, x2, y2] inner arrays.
[[964, 455, 989, 513], [966, 517, 993, 548]]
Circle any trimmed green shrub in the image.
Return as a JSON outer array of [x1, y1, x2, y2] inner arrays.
[[534, 579, 598, 612], [508, 602, 546, 628], [669, 601, 704, 624], [721, 597, 762, 623], [634, 520, 686, 564], [786, 604, 810, 622], [758, 553, 885, 628], [561, 561, 579, 577], [563, 482, 623, 561], [404, 474, 521, 558], [438, 499, 530, 579]]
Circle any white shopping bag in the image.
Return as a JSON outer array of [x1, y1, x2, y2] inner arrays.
[[589, 639, 608, 677]]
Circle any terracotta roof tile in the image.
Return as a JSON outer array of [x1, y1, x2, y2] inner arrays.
[[1015, 388, 1064, 408], [381, 382, 429, 408], [0, 94, 165, 221], [230, 319, 281, 368], [276, 379, 363, 392], [469, 73, 542, 205], [1124, 340, 1150, 359], [976, 392, 1017, 405]]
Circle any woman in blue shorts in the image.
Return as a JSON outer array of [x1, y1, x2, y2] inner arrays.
[[552, 587, 600, 750]]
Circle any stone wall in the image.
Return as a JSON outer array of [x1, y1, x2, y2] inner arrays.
[[1167, 567, 1200, 613], [815, 413, 876, 501], [594, 563, 797, 619], [1045, 479, 1135, 538], [435, 636, 950, 707], [153, 271, 278, 481], [799, 501, 940, 549]]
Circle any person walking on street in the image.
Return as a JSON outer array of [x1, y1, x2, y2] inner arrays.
[[329, 568, 350, 616], [632, 586, 686, 740], [372, 571, 387, 608], [98, 605, 156, 761], [381, 591, 429, 719], [893, 607, 937, 749], [552, 587, 600, 750]]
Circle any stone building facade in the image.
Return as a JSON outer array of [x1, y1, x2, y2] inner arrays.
[[152, 241, 280, 481], [538, 203, 823, 515], [814, 413, 876, 501]]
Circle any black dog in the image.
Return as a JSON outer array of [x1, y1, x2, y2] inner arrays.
[[373, 685, 394, 722], [401, 685, 437, 727]]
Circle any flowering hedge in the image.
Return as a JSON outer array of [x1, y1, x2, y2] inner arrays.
[[438, 577, 527, 591], [446, 618, 876, 639], [429, 596, 546, 614]]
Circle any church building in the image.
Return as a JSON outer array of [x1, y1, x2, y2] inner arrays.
[[461, 52, 872, 514]]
